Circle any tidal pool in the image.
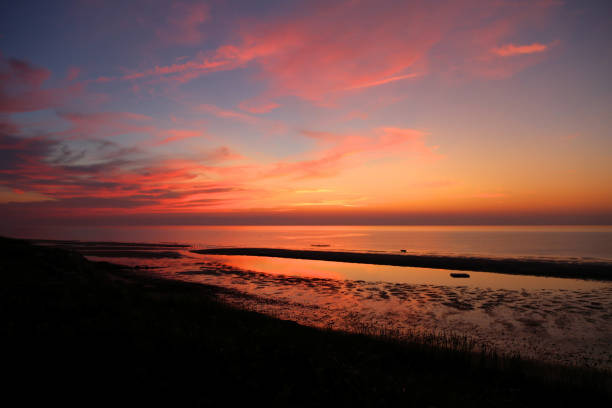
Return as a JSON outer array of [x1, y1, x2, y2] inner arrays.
[[85, 247, 612, 369]]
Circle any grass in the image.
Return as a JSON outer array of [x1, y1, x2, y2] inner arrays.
[[1, 236, 610, 407]]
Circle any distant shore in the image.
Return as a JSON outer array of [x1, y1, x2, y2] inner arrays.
[[194, 247, 612, 281]]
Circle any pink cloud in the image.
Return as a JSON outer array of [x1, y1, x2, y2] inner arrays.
[[121, 54, 236, 81], [0, 118, 253, 215], [200, 146, 244, 163], [66, 67, 81, 81], [1, 114, 440, 216], [155, 129, 206, 145], [238, 98, 280, 114], [197, 103, 287, 133], [58, 111, 153, 139], [561, 132, 580, 141], [346, 73, 421, 90], [342, 111, 369, 121], [155, 2, 210, 46], [93, 76, 115, 83], [115, 0, 558, 101], [0, 56, 83, 113], [266, 127, 438, 180], [492, 43, 549, 57], [198, 104, 258, 124]]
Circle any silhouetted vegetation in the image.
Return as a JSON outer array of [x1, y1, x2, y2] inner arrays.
[[1, 237, 610, 407]]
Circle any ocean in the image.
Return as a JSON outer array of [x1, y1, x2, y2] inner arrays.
[[7, 225, 612, 261]]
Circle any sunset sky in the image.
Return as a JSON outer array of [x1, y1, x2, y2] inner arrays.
[[1, 0, 611, 226]]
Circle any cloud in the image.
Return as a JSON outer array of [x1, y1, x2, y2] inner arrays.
[[0, 116, 248, 214], [345, 73, 421, 90], [295, 189, 334, 194], [66, 67, 81, 81], [0, 187, 53, 204], [238, 98, 280, 114], [199, 146, 243, 163], [492, 43, 549, 57], [561, 132, 580, 141], [473, 193, 508, 199], [2, 112, 441, 217], [121, 53, 237, 81], [155, 129, 206, 145], [197, 103, 286, 133], [198, 103, 258, 124], [0, 56, 82, 113], [266, 127, 438, 180], [57, 111, 153, 139], [291, 200, 360, 207], [114, 0, 558, 100], [0, 144, 244, 213], [155, 2, 210, 46]]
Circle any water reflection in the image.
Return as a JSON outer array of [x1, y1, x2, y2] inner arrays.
[[10, 224, 612, 261], [83, 248, 612, 369], [200, 254, 608, 291]]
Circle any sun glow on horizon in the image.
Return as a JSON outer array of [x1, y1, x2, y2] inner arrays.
[[0, 0, 611, 226]]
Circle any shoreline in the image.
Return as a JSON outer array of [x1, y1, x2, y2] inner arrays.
[[193, 247, 612, 281], [2, 236, 611, 405], [25, 238, 612, 281]]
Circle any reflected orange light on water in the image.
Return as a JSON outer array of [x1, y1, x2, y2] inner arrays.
[[201, 255, 607, 291]]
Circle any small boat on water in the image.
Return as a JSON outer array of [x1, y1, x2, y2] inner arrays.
[[450, 272, 470, 278], [311, 244, 330, 247]]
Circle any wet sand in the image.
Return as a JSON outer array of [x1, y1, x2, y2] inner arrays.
[[83, 248, 612, 369], [7, 236, 610, 406], [194, 247, 612, 281], [32, 239, 612, 369], [174, 257, 612, 369]]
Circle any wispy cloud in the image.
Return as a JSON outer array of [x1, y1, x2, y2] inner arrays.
[[345, 73, 421, 90], [57, 111, 153, 140], [295, 189, 334, 194], [198, 104, 259, 124], [473, 193, 507, 199], [155, 129, 206, 145], [265, 127, 439, 180], [492, 42, 550, 57], [109, 0, 558, 101], [238, 98, 280, 114], [197, 103, 287, 133], [155, 2, 209, 46], [0, 56, 82, 113]]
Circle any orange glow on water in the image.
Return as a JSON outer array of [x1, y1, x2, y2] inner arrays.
[[197, 254, 606, 291]]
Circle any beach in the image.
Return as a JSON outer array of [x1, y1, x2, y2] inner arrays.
[[30, 238, 612, 370], [2, 236, 611, 406]]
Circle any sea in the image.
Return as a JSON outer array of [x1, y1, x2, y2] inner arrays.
[[7, 224, 612, 261]]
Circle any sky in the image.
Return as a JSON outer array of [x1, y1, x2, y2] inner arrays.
[[1, 0, 611, 226]]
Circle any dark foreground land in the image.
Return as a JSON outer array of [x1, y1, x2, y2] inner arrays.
[[195, 247, 612, 281], [1, 237, 610, 407]]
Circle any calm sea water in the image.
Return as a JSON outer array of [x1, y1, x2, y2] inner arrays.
[[7, 225, 612, 261]]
